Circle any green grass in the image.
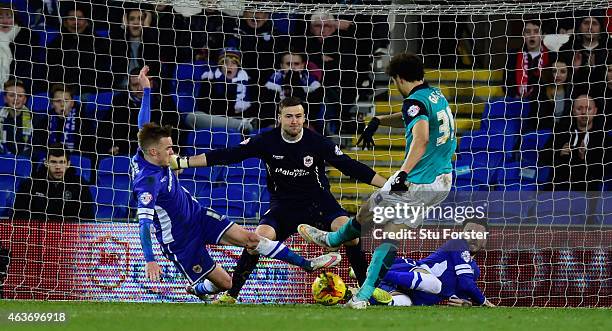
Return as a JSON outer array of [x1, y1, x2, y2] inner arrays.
[[0, 301, 610, 331]]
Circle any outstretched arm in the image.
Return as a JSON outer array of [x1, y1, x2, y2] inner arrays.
[[137, 66, 152, 129]]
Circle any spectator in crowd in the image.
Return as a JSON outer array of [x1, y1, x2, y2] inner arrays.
[[12, 143, 94, 221], [109, 7, 160, 90], [28, 0, 61, 30], [598, 60, 612, 130], [539, 93, 612, 191], [98, 67, 180, 157], [32, 84, 96, 160], [529, 58, 573, 130], [46, 3, 112, 94], [263, 51, 323, 130], [504, 20, 551, 100], [0, 3, 42, 92], [0, 79, 34, 156], [226, 10, 285, 84], [187, 48, 259, 134], [559, 13, 610, 85], [292, 12, 360, 134]]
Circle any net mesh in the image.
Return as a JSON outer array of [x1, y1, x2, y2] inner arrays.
[[0, 0, 610, 306]]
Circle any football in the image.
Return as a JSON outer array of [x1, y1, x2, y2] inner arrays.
[[311, 272, 347, 306]]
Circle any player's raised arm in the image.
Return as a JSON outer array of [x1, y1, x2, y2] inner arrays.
[[320, 137, 386, 187], [137, 66, 152, 129]]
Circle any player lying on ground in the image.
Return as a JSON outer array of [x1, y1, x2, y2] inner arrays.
[[133, 66, 341, 299], [375, 219, 495, 307], [298, 53, 457, 308], [169, 96, 387, 304]]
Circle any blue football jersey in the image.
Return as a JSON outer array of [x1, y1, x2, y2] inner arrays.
[[132, 149, 213, 246], [389, 239, 485, 305]]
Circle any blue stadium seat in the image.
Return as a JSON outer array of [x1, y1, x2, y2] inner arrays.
[[98, 156, 132, 190], [82, 92, 113, 120], [480, 117, 522, 134], [493, 161, 551, 191], [0, 156, 32, 217], [515, 130, 552, 166], [458, 130, 518, 156], [173, 94, 197, 114], [186, 129, 242, 149], [453, 152, 503, 191], [91, 186, 130, 219], [174, 61, 209, 95], [210, 186, 258, 218], [70, 155, 92, 183], [28, 93, 50, 114], [483, 97, 530, 119], [225, 158, 266, 185]]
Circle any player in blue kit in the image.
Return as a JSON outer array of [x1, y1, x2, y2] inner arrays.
[[298, 53, 457, 308], [132, 67, 341, 299], [376, 219, 495, 307], [169, 96, 387, 304]]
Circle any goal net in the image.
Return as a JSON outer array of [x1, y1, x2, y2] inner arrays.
[[0, 0, 610, 307]]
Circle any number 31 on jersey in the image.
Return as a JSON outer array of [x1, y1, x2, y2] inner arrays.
[[436, 106, 455, 146]]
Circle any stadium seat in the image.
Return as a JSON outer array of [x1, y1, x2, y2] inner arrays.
[[186, 129, 242, 149], [174, 61, 209, 95], [173, 94, 197, 114], [91, 186, 130, 219], [453, 152, 503, 191], [225, 158, 266, 185], [70, 155, 93, 183], [210, 186, 259, 218], [98, 156, 132, 191], [458, 130, 518, 156], [515, 130, 552, 166], [483, 97, 530, 119], [493, 161, 551, 191], [480, 117, 522, 134], [28, 93, 50, 114], [0, 156, 32, 217]]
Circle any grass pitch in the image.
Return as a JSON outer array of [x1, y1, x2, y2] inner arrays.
[[0, 300, 610, 331]]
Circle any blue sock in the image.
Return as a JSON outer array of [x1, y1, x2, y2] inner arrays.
[[328, 217, 361, 247], [194, 279, 219, 295], [356, 241, 398, 301], [257, 238, 311, 270]]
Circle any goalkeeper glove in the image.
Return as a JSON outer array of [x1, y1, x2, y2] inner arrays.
[[170, 155, 190, 170], [389, 170, 409, 192], [356, 117, 380, 150]]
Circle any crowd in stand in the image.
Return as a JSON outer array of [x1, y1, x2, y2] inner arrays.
[[0, 1, 385, 162], [503, 11, 612, 191]]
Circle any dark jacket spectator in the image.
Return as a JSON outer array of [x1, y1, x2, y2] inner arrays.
[[109, 8, 161, 90], [12, 144, 94, 221], [559, 15, 610, 85], [226, 10, 286, 84], [504, 21, 551, 99], [98, 70, 180, 156], [539, 94, 612, 191], [46, 5, 112, 93], [529, 59, 573, 131]]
